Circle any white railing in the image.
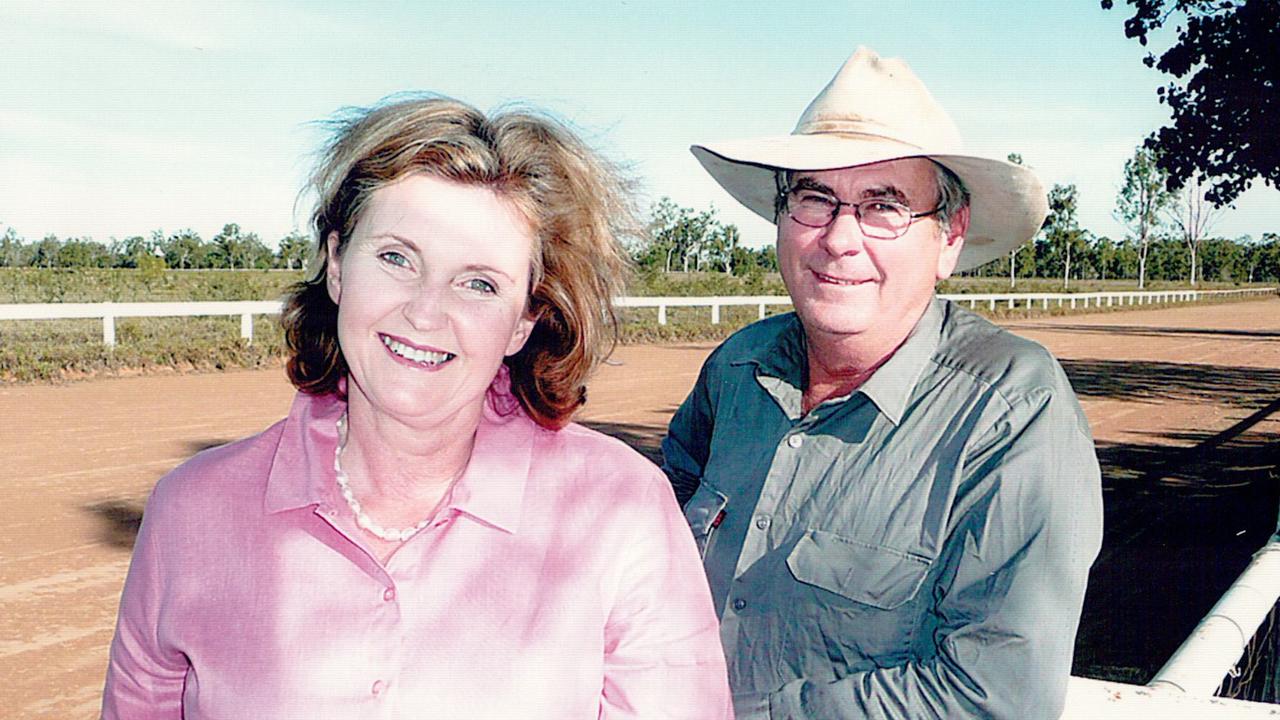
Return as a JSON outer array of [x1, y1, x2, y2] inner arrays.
[[1061, 533, 1280, 716], [0, 288, 1274, 346]]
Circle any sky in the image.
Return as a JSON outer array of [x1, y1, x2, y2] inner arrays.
[[3, 0, 1278, 251]]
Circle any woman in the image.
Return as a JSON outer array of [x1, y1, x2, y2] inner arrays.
[[102, 96, 731, 719]]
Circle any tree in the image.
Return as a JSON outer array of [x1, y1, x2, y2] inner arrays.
[[1115, 145, 1176, 288], [1042, 184, 1088, 289], [645, 198, 719, 274], [31, 234, 60, 268], [1005, 153, 1030, 287], [1164, 177, 1223, 285], [0, 226, 28, 267], [162, 229, 206, 270], [277, 230, 312, 270], [1102, 0, 1280, 205]]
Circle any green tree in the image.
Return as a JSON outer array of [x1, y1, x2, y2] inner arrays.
[[1115, 145, 1176, 288], [1102, 0, 1280, 205], [162, 229, 206, 270], [31, 234, 60, 268], [277, 230, 313, 270], [56, 238, 112, 268], [0, 226, 28, 267], [1042, 184, 1088, 289]]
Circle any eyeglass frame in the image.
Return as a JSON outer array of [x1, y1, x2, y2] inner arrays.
[[774, 174, 943, 240]]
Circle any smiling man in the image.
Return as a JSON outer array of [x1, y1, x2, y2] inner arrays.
[[662, 48, 1103, 719]]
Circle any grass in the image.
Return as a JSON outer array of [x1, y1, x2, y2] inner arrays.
[[2, 268, 1273, 383]]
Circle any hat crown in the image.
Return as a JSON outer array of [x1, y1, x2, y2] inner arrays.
[[794, 47, 964, 153]]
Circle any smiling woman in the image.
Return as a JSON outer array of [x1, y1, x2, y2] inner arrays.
[[101, 95, 731, 719]]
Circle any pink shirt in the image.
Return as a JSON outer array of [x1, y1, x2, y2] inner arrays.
[[103, 384, 731, 719]]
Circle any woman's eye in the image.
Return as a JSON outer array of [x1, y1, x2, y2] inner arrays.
[[379, 251, 410, 268], [465, 278, 497, 294]]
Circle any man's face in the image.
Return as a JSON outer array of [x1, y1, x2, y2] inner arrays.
[[776, 158, 967, 347]]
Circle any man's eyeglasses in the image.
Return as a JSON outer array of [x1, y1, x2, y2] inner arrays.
[[780, 187, 942, 239]]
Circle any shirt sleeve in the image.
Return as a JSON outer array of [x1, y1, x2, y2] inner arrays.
[[101, 488, 188, 719], [599, 473, 733, 719], [749, 389, 1104, 720], [661, 359, 716, 507]]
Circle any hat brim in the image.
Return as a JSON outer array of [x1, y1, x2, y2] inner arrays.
[[691, 136, 1048, 272]]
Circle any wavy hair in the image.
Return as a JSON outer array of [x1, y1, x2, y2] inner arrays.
[[281, 95, 637, 429]]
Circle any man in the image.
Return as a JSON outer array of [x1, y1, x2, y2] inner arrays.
[[663, 47, 1103, 719]]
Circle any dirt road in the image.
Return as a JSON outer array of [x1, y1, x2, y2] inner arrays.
[[3, 298, 1278, 716]]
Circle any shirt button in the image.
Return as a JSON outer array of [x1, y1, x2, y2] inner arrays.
[[733, 598, 747, 611], [755, 515, 771, 530], [371, 680, 386, 696], [383, 587, 396, 602], [787, 434, 803, 448]]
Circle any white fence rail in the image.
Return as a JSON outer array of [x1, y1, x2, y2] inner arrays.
[[1061, 533, 1280, 717], [0, 288, 1274, 347]]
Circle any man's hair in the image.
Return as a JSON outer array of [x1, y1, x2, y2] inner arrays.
[[773, 159, 971, 235], [931, 161, 970, 236], [281, 94, 637, 430]]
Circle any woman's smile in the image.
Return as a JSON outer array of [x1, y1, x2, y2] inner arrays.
[[379, 333, 455, 369]]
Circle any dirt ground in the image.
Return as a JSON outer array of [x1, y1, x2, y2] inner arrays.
[[3, 298, 1278, 717]]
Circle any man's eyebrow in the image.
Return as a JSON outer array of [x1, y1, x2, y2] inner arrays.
[[859, 184, 910, 203], [790, 177, 837, 195]]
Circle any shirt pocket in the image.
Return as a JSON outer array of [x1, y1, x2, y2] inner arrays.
[[683, 482, 728, 560], [785, 529, 930, 610]]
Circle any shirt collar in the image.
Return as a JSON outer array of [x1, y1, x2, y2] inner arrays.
[[731, 299, 944, 425], [446, 385, 535, 535], [264, 390, 344, 515], [856, 296, 944, 426], [263, 374, 535, 535]]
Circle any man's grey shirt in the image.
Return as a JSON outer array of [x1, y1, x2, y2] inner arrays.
[[662, 298, 1103, 719]]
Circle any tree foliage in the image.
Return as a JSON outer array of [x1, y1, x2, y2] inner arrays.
[[1102, 0, 1280, 204], [1115, 145, 1176, 288]]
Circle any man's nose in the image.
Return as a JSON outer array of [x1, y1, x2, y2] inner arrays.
[[818, 208, 867, 257]]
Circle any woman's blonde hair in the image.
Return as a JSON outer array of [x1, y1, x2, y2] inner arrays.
[[281, 95, 636, 429]]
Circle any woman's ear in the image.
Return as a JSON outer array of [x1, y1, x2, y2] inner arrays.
[[505, 309, 538, 357], [325, 232, 342, 304]]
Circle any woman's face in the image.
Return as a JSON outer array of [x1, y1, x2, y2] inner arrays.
[[326, 173, 536, 427]]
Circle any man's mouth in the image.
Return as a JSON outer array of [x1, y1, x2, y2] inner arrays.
[[380, 335, 455, 366], [812, 270, 869, 286]]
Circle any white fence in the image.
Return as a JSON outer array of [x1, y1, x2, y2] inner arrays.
[[0, 288, 1273, 347]]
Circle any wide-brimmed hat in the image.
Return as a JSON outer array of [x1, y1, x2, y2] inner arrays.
[[691, 47, 1047, 271]]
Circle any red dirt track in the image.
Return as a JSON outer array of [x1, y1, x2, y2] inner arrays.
[[3, 298, 1279, 716]]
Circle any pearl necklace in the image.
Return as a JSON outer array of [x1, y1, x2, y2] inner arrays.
[[333, 413, 437, 543]]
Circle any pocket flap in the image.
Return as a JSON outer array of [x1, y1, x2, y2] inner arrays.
[[683, 483, 728, 537], [786, 530, 930, 610]]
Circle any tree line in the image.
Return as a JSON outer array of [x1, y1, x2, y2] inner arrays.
[[0, 224, 311, 272]]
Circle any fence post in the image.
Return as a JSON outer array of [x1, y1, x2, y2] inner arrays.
[[758, 303, 766, 320], [240, 313, 253, 344], [658, 304, 667, 325], [712, 304, 720, 325], [103, 314, 116, 347]]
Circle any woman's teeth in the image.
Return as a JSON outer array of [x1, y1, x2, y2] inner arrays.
[[382, 336, 454, 365]]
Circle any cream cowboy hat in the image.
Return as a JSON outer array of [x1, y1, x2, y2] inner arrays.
[[691, 47, 1048, 271]]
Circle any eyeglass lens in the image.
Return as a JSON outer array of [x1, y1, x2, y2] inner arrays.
[[788, 191, 910, 239]]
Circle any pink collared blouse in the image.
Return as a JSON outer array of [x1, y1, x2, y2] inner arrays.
[[103, 385, 732, 719]]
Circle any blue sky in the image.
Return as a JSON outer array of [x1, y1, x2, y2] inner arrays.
[[3, 0, 1277, 250]]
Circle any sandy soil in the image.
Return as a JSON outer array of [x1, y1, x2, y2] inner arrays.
[[3, 298, 1278, 716]]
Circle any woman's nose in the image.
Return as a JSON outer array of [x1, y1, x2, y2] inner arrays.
[[401, 282, 448, 330]]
